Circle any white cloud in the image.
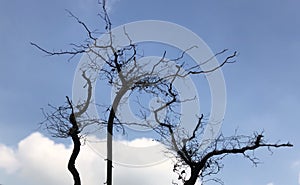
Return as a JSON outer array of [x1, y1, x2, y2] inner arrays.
[[0, 144, 20, 173], [0, 132, 185, 185], [15, 132, 72, 184], [267, 183, 274, 185]]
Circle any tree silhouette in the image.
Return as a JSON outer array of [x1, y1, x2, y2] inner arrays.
[[33, 1, 293, 185], [154, 113, 292, 184], [40, 71, 93, 185]]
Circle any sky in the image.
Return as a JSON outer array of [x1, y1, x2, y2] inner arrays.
[[0, 0, 300, 185]]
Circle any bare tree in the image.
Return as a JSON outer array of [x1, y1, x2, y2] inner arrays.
[[33, 1, 293, 185], [40, 71, 93, 185], [153, 113, 292, 185], [41, 97, 82, 185]]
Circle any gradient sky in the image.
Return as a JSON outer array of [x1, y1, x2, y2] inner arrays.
[[0, 0, 300, 185]]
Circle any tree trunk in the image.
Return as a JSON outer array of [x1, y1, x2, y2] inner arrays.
[[184, 168, 201, 185], [106, 87, 127, 185], [68, 134, 81, 185], [106, 108, 114, 185], [67, 96, 81, 185]]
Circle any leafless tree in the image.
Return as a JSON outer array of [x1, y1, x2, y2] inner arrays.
[[40, 71, 93, 185], [41, 97, 82, 185], [152, 111, 292, 185], [33, 1, 293, 185]]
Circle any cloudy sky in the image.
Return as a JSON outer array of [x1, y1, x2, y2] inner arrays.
[[1, 0, 300, 185]]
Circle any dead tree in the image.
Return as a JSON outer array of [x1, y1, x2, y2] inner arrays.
[[40, 71, 93, 185], [32, 9, 238, 185], [40, 97, 82, 185], [149, 89, 293, 185], [32, 1, 292, 185]]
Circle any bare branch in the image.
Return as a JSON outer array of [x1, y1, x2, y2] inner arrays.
[[187, 51, 237, 75], [65, 9, 97, 41], [30, 42, 86, 57]]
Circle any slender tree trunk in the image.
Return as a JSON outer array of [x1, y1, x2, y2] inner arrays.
[[68, 134, 81, 185], [67, 96, 81, 185], [106, 87, 127, 185], [106, 108, 114, 185]]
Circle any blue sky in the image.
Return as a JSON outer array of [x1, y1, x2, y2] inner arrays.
[[0, 0, 300, 185]]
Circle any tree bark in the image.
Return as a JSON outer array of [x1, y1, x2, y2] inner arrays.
[[68, 134, 81, 185], [67, 97, 81, 185], [183, 167, 201, 185], [106, 87, 127, 185]]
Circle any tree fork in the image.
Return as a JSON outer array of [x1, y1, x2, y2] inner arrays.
[[67, 96, 81, 185]]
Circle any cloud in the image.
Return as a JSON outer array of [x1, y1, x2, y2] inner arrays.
[[15, 132, 72, 184], [0, 144, 20, 174], [0, 132, 183, 185], [267, 183, 274, 185]]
